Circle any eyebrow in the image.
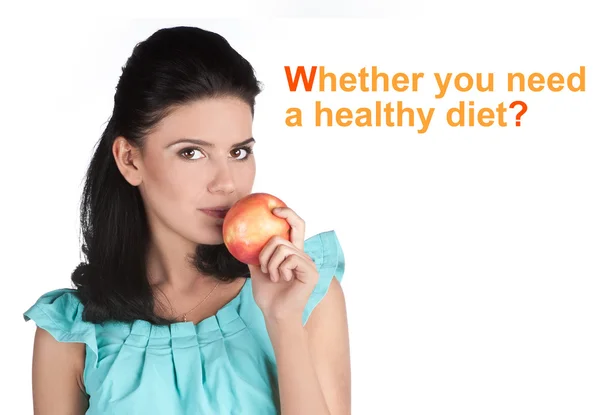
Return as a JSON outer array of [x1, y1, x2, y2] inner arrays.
[[167, 137, 255, 148]]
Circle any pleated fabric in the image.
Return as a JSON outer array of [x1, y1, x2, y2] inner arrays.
[[23, 230, 345, 415]]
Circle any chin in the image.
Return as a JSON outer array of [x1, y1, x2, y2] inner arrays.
[[191, 228, 225, 246], [198, 236, 225, 246]]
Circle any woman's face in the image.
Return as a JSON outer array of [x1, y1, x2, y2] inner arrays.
[[136, 97, 256, 245]]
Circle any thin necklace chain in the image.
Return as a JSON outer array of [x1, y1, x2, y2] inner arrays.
[[155, 281, 220, 323]]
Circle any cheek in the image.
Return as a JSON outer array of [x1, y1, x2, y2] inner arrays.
[[143, 157, 199, 205], [234, 161, 256, 191]]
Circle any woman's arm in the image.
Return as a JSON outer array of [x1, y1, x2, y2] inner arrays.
[[32, 327, 89, 415], [266, 277, 351, 415]]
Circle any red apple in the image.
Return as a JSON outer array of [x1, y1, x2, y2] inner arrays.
[[222, 193, 291, 266]]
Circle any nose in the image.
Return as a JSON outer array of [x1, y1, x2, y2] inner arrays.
[[207, 161, 236, 195]]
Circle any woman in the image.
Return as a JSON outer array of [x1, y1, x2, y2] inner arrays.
[[23, 26, 350, 414]]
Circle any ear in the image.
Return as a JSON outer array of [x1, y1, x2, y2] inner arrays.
[[113, 136, 143, 186]]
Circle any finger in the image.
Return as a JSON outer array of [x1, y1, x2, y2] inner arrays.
[[266, 243, 296, 283], [279, 253, 317, 284], [272, 207, 305, 250], [258, 236, 288, 274], [258, 236, 312, 273], [279, 259, 294, 282], [279, 255, 296, 282]]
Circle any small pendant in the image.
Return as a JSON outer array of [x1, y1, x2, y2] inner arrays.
[[183, 314, 187, 322]]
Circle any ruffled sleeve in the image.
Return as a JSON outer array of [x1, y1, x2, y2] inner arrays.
[[23, 288, 99, 367], [302, 230, 346, 325]]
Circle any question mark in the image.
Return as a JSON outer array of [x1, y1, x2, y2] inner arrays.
[[509, 101, 528, 126]]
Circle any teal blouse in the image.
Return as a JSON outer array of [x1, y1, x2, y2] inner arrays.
[[23, 230, 345, 415]]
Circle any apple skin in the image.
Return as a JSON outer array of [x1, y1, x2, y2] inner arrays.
[[222, 193, 291, 266]]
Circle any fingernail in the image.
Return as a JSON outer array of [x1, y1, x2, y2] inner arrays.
[[261, 265, 266, 273]]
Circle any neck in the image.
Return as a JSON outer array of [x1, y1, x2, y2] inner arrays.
[[146, 221, 211, 294]]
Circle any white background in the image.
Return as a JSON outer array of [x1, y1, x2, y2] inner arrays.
[[2, 1, 599, 414]]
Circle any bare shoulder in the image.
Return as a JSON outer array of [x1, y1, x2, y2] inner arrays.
[[305, 277, 347, 332], [305, 277, 351, 414], [32, 327, 88, 414]]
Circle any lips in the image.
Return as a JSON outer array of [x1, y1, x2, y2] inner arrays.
[[199, 207, 230, 219]]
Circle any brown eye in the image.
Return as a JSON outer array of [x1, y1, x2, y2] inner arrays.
[[180, 148, 203, 160], [231, 147, 252, 160], [231, 148, 246, 159]]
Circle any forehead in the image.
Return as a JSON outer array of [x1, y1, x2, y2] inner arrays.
[[150, 97, 253, 145]]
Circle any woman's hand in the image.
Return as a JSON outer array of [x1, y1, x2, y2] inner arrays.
[[248, 207, 319, 324]]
